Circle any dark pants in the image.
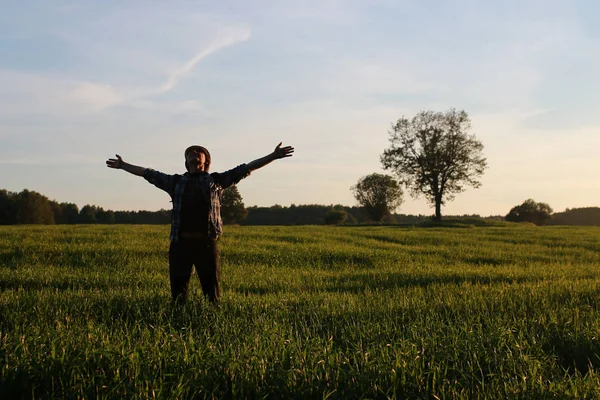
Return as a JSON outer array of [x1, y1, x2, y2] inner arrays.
[[168, 238, 220, 303]]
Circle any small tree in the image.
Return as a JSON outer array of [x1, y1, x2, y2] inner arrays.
[[221, 186, 248, 224], [324, 209, 348, 225], [0, 189, 17, 224], [79, 205, 99, 223], [505, 199, 553, 225], [60, 202, 80, 224], [96, 208, 116, 224], [351, 173, 403, 222], [15, 189, 55, 224], [381, 109, 487, 221]]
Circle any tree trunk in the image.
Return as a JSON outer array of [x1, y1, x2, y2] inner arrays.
[[434, 196, 442, 221]]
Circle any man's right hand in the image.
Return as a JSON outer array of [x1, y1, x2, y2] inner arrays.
[[106, 154, 124, 169], [106, 155, 148, 177]]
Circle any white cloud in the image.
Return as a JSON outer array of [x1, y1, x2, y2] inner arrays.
[[0, 70, 122, 115], [0, 23, 251, 117], [0, 154, 99, 166], [69, 82, 122, 112]]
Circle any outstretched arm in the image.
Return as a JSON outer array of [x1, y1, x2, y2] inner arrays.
[[247, 142, 294, 172], [106, 155, 147, 177]]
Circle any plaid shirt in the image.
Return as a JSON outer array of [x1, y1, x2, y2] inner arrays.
[[144, 164, 251, 241]]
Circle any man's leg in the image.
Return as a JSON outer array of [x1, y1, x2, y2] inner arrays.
[[195, 238, 221, 303], [168, 240, 194, 304]]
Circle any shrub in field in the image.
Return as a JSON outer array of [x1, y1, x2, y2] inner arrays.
[[506, 199, 553, 225], [351, 173, 403, 222], [324, 210, 348, 225], [221, 186, 248, 224]]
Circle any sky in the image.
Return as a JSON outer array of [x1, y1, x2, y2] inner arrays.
[[1, 0, 598, 216]]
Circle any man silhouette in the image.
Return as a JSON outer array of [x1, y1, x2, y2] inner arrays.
[[106, 143, 294, 303]]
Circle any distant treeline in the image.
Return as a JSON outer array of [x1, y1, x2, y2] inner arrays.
[[0, 189, 171, 225], [1, 188, 598, 226], [546, 207, 600, 226], [0, 188, 433, 225], [0, 188, 485, 225]]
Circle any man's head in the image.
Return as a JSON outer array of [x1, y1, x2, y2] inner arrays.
[[184, 145, 211, 173]]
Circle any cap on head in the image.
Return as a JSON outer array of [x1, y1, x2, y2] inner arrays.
[[184, 145, 211, 172]]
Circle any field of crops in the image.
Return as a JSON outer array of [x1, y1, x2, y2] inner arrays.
[[1, 223, 599, 399]]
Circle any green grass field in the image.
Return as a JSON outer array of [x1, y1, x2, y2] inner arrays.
[[1, 224, 599, 399]]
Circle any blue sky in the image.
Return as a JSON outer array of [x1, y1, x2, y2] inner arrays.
[[1, 0, 598, 216]]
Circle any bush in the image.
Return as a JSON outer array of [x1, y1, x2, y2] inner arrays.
[[506, 199, 553, 226], [324, 210, 348, 225]]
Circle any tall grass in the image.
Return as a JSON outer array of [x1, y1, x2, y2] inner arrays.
[[1, 224, 599, 399]]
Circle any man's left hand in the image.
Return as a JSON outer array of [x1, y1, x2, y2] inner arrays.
[[273, 142, 294, 159]]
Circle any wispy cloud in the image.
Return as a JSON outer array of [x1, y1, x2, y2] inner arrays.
[[82, 27, 253, 110], [160, 28, 251, 93], [0, 26, 251, 115]]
